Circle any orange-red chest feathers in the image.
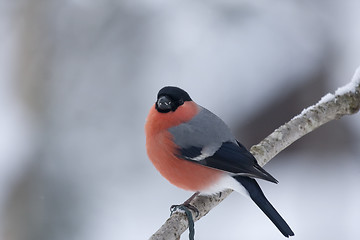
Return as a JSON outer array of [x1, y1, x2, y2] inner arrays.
[[145, 101, 223, 192]]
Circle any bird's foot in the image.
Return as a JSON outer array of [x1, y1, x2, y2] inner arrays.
[[170, 203, 199, 218], [170, 191, 200, 217], [170, 203, 197, 240], [170, 192, 200, 240]]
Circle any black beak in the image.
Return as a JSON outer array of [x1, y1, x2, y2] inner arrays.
[[156, 96, 173, 112]]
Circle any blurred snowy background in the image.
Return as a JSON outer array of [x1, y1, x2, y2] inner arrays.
[[1, 1, 360, 240]]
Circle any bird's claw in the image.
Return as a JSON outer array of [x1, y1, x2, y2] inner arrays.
[[170, 203, 197, 240], [170, 203, 200, 218]]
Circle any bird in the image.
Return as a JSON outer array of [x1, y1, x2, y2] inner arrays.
[[145, 86, 294, 237]]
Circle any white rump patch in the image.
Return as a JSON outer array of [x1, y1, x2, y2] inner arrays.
[[200, 174, 250, 198]]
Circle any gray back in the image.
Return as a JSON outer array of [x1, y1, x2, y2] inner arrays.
[[168, 105, 236, 153]]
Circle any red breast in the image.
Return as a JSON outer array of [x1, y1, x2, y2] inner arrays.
[[145, 101, 223, 192]]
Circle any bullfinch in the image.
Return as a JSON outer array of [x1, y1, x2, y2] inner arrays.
[[145, 86, 294, 237]]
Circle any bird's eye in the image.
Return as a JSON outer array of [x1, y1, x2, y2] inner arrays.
[[178, 99, 184, 105]]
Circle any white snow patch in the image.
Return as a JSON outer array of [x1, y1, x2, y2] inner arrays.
[[317, 93, 335, 105], [335, 66, 360, 95], [292, 94, 332, 120], [292, 106, 314, 121], [292, 66, 360, 121]]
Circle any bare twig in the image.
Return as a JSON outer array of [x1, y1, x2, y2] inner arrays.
[[150, 67, 360, 240]]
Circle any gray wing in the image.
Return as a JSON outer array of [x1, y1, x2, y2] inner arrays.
[[168, 105, 236, 159], [168, 105, 278, 183]]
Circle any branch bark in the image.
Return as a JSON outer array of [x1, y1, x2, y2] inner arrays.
[[150, 67, 360, 240]]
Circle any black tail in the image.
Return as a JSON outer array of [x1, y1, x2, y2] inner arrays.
[[234, 176, 294, 238]]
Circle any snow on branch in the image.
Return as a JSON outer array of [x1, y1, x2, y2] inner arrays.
[[150, 67, 360, 240]]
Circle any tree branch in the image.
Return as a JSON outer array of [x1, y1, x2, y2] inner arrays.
[[150, 67, 360, 240]]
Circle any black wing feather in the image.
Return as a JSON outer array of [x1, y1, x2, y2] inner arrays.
[[180, 146, 203, 159], [179, 141, 278, 183]]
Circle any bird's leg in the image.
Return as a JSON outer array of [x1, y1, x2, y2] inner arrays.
[[170, 192, 200, 240], [183, 191, 200, 206], [170, 191, 200, 217]]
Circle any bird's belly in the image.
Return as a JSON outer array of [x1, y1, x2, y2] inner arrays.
[[146, 131, 223, 192]]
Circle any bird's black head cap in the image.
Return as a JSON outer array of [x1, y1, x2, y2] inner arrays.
[[155, 86, 192, 113]]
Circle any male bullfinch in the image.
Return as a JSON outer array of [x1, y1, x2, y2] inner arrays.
[[145, 86, 294, 237]]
